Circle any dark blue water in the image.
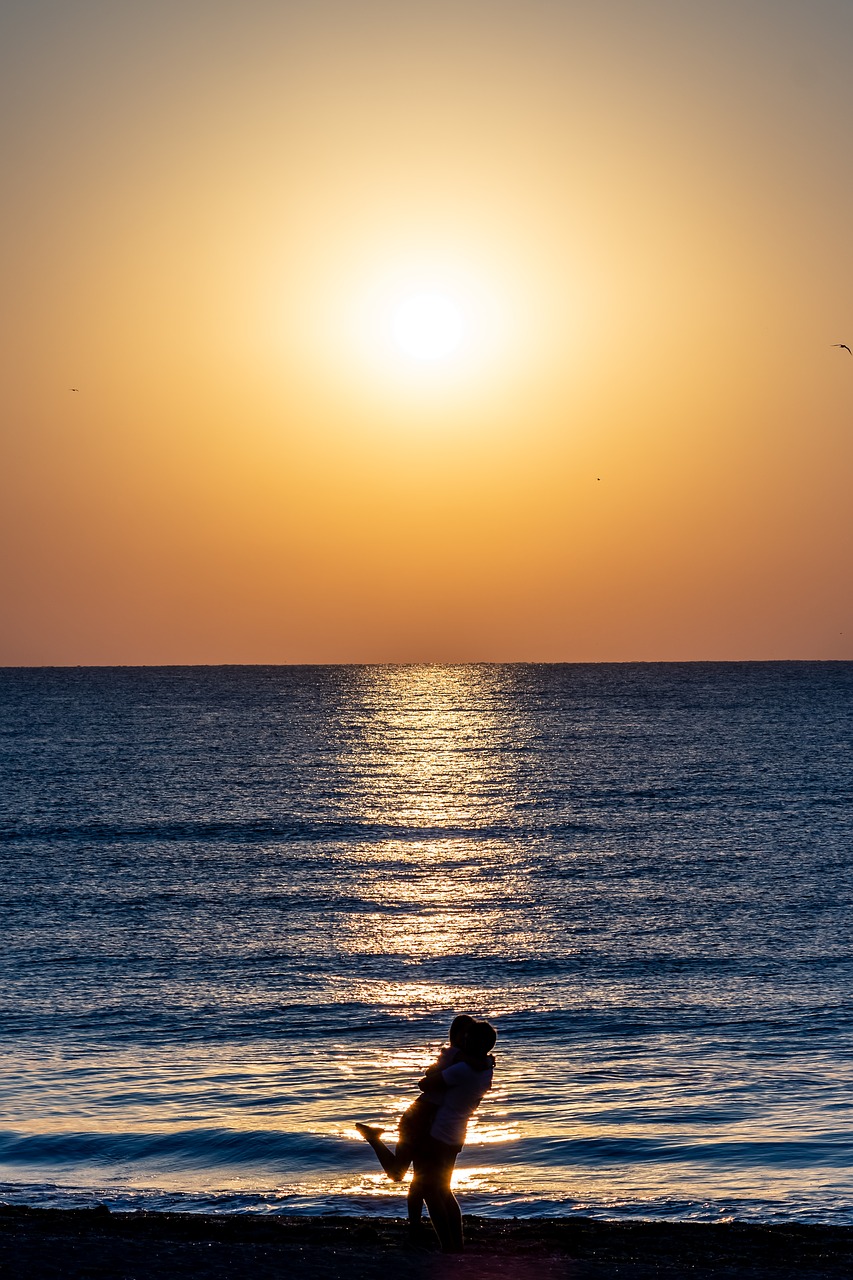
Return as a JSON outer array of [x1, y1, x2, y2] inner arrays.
[[1, 663, 851, 1221]]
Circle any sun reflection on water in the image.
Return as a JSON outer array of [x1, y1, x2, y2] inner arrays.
[[341, 664, 530, 830], [315, 668, 537, 1197], [329, 666, 543, 988]]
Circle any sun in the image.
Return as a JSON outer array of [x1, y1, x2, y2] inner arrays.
[[359, 265, 500, 388], [315, 243, 538, 403], [390, 292, 467, 363]]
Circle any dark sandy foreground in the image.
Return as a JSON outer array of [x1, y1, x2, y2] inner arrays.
[[1, 1206, 852, 1280]]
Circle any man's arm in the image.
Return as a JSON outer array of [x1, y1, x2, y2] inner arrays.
[[419, 1060, 473, 1092]]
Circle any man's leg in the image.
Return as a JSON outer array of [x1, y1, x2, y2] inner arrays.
[[441, 1187, 463, 1252], [421, 1182, 462, 1252], [416, 1140, 464, 1253]]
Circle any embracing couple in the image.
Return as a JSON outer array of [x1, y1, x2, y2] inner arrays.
[[356, 1014, 497, 1253]]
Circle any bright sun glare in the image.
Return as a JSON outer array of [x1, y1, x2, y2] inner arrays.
[[390, 292, 466, 363], [323, 245, 538, 400]]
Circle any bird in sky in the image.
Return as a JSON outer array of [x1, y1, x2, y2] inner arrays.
[[69, 387, 79, 391], [831, 344, 851, 354]]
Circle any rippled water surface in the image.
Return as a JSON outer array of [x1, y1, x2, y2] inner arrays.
[[1, 663, 851, 1221]]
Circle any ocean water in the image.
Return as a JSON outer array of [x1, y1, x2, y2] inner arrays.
[[1, 662, 851, 1223]]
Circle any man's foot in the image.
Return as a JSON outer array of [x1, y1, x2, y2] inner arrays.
[[355, 1123, 384, 1142]]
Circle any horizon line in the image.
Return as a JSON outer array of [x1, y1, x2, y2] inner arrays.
[[2, 657, 851, 671]]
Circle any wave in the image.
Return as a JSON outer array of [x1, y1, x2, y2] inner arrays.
[[0, 1128, 358, 1172], [3, 1127, 852, 1174], [519, 1134, 853, 1169], [0, 815, 599, 846], [0, 819, 596, 849]]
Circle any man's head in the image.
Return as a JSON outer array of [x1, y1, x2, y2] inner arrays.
[[465, 1020, 497, 1057]]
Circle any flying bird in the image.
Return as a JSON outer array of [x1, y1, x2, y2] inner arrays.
[[69, 387, 79, 391], [831, 344, 851, 354]]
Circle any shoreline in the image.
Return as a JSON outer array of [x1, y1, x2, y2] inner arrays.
[[2, 1206, 851, 1278]]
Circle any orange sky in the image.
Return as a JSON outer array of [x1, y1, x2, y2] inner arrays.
[[2, 0, 852, 664]]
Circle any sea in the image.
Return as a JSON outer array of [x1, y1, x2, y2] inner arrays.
[[1, 663, 851, 1224]]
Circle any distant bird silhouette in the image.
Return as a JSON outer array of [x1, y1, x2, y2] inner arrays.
[[69, 387, 79, 391], [831, 344, 851, 355]]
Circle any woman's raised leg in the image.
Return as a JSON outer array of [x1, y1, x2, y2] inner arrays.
[[355, 1124, 412, 1182]]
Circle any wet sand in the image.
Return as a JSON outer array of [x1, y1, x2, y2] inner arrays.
[[1, 1207, 851, 1279]]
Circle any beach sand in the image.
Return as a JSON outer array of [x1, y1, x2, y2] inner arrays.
[[1, 1207, 851, 1279]]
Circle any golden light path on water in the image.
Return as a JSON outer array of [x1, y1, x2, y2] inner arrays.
[[326, 666, 526, 1195]]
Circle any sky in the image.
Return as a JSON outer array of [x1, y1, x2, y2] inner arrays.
[[2, 0, 852, 665]]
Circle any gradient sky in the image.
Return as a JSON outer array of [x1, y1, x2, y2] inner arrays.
[[2, 0, 852, 664]]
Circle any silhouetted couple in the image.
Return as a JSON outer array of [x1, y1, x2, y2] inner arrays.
[[356, 1014, 497, 1253]]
